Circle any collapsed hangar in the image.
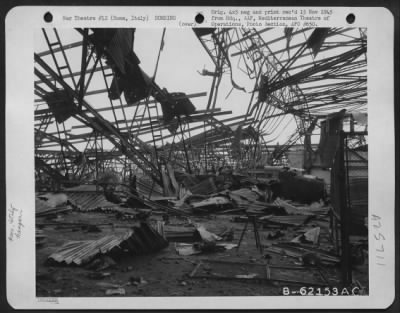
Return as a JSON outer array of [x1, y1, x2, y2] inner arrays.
[[35, 27, 368, 297]]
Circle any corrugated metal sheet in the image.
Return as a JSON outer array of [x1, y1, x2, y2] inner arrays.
[[36, 198, 73, 217], [265, 242, 340, 264], [230, 188, 260, 202], [49, 231, 133, 265], [66, 192, 119, 212], [137, 176, 164, 199], [48, 222, 168, 266], [273, 198, 324, 216], [260, 214, 313, 226], [189, 178, 218, 195]]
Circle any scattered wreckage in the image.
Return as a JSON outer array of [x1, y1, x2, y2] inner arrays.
[[36, 165, 368, 296]]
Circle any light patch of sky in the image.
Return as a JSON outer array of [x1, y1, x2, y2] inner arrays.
[[35, 28, 365, 152]]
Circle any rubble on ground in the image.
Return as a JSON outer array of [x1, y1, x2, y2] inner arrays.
[[35, 167, 368, 296]]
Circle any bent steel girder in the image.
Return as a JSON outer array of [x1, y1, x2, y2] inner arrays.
[[36, 29, 229, 187], [35, 128, 78, 152], [266, 45, 366, 94], [195, 27, 367, 164], [35, 52, 163, 186], [195, 28, 308, 162]]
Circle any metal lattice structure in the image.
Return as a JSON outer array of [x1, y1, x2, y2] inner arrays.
[[193, 27, 367, 162], [34, 27, 367, 193]]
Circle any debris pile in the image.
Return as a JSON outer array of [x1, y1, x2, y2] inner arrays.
[[34, 26, 369, 297], [36, 164, 367, 297]]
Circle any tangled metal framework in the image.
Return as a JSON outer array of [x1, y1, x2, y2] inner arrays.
[[194, 27, 366, 157], [34, 27, 367, 190]]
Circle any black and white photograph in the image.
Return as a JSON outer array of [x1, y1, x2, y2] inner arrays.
[[4, 5, 397, 310], [33, 26, 370, 297]]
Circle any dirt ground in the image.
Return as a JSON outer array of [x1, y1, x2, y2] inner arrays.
[[36, 210, 368, 297]]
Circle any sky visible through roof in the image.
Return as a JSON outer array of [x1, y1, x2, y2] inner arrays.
[[34, 27, 367, 152]]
